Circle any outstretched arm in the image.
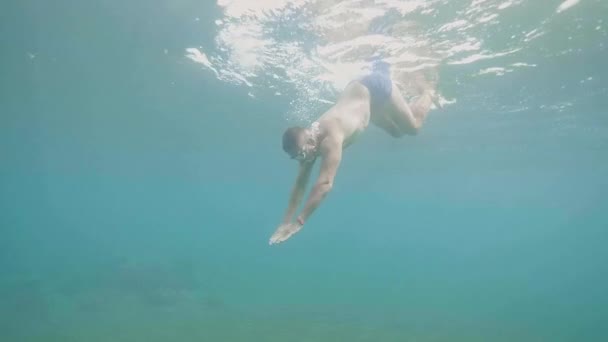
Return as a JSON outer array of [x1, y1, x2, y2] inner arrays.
[[269, 136, 342, 245], [296, 137, 342, 225], [282, 161, 313, 224]]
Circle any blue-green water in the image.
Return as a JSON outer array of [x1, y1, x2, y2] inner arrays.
[[1, 0, 607, 341]]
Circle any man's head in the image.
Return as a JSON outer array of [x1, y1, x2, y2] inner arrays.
[[282, 126, 317, 162]]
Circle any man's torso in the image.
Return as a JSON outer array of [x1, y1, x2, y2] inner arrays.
[[317, 81, 373, 149]]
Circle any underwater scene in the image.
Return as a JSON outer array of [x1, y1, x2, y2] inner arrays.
[[1, 0, 607, 341]]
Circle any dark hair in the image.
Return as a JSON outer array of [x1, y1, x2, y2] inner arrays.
[[282, 127, 305, 156]]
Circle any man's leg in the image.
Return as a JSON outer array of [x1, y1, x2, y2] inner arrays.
[[386, 79, 434, 136], [370, 109, 405, 138]]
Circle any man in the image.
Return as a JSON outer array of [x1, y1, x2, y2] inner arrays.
[[269, 60, 439, 245]]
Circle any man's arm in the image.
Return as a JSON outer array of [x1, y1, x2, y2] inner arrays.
[[282, 161, 314, 224], [296, 137, 342, 225]]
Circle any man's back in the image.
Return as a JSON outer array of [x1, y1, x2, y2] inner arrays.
[[316, 81, 372, 149]]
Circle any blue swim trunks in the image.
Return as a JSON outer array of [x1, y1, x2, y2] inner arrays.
[[359, 60, 392, 108]]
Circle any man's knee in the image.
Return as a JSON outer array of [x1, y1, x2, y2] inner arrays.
[[406, 124, 420, 136], [398, 121, 420, 136], [389, 130, 405, 138], [390, 128, 417, 138]]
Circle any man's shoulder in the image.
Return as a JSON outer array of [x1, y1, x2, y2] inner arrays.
[[320, 129, 343, 153], [319, 119, 343, 137]]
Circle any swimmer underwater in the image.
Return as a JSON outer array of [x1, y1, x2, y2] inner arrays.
[[269, 60, 440, 245]]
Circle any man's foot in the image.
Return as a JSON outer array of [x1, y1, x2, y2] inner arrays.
[[414, 71, 442, 109], [269, 222, 303, 245]]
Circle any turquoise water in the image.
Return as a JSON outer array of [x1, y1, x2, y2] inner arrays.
[[2, 0, 607, 341]]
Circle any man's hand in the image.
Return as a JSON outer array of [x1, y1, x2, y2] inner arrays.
[[269, 221, 304, 245]]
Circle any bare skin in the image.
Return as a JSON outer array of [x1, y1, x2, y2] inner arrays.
[[268, 74, 437, 245]]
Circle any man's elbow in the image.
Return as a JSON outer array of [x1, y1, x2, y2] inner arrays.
[[317, 181, 333, 196]]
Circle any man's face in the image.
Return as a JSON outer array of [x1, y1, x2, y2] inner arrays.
[[291, 130, 316, 162]]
